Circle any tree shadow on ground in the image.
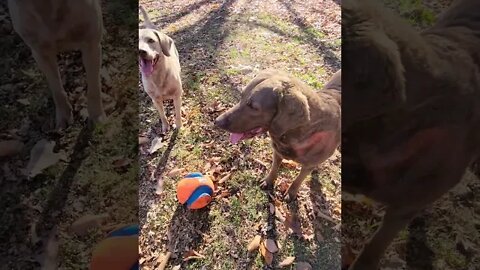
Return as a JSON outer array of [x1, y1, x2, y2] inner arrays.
[[406, 215, 434, 269], [152, 0, 216, 26], [142, 0, 238, 265], [298, 169, 341, 269], [37, 125, 94, 236], [278, 0, 341, 72], [166, 204, 213, 267]]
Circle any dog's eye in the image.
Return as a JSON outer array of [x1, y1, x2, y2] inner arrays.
[[247, 100, 258, 110], [147, 38, 155, 43]]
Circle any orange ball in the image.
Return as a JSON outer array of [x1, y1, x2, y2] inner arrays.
[[176, 172, 214, 209], [90, 225, 139, 270]]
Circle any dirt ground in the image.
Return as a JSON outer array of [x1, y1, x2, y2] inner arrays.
[[138, 0, 341, 269]]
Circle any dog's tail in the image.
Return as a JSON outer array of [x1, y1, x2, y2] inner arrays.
[[139, 5, 155, 29]]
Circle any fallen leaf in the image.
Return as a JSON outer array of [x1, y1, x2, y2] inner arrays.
[[25, 139, 65, 178], [265, 239, 279, 253], [139, 136, 148, 145], [304, 233, 315, 241], [253, 158, 268, 168], [275, 207, 286, 222], [218, 172, 231, 184], [218, 190, 231, 198], [148, 137, 164, 154], [30, 223, 40, 244], [158, 251, 171, 270], [284, 212, 302, 235], [278, 181, 290, 194], [112, 157, 132, 169], [155, 177, 163, 195], [0, 140, 23, 158], [40, 228, 59, 270], [17, 98, 30, 105], [70, 213, 109, 236], [269, 203, 275, 214], [259, 241, 273, 265], [203, 162, 212, 172], [247, 235, 262, 252], [183, 249, 205, 261], [167, 167, 185, 177], [172, 265, 181, 270], [100, 67, 113, 87], [295, 262, 312, 270], [209, 156, 222, 163], [79, 107, 89, 121], [279, 256, 295, 267], [282, 160, 299, 169]]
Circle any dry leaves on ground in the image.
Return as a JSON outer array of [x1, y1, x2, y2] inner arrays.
[[265, 239, 278, 253], [148, 136, 165, 154], [167, 167, 185, 177], [69, 213, 110, 236], [25, 139, 66, 178], [259, 240, 273, 265], [295, 261, 313, 270], [279, 256, 295, 267], [183, 249, 206, 261], [247, 235, 262, 252]]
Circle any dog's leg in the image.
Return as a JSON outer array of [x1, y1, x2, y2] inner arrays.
[[173, 95, 182, 130], [349, 207, 417, 270], [260, 151, 283, 189], [32, 49, 73, 129], [81, 43, 106, 124], [285, 166, 314, 201], [152, 99, 169, 133]]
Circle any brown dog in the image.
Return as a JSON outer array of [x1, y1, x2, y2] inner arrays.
[[139, 5, 182, 133], [8, 0, 106, 129], [343, 0, 480, 269], [215, 70, 341, 201]]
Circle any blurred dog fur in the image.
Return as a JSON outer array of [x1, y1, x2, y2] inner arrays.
[[8, 0, 106, 129], [342, 0, 480, 269]]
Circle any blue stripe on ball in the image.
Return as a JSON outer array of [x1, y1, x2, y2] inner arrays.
[[185, 185, 213, 207], [107, 224, 139, 238], [184, 172, 203, 178]]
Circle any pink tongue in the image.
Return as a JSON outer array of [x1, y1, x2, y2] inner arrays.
[[229, 133, 245, 144], [140, 59, 153, 75]]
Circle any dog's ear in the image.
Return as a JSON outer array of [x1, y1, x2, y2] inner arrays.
[[270, 82, 311, 137], [343, 26, 406, 122], [154, 31, 172, 56]]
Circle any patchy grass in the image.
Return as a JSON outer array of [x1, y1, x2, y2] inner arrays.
[[139, 0, 341, 269]]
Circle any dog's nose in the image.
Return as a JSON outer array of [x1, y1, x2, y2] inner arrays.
[[139, 49, 147, 57], [214, 115, 229, 129]]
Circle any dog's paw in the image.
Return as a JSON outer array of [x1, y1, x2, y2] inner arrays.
[[174, 119, 182, 130], [259, 178, 274, 190], [283, 189, 298, 202], [161, 122, 170, 134], [90, 111, 107, 124], [55, 106, 74, 130]]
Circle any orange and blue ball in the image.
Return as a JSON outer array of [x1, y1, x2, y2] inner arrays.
[[176, 172, 215, 209], [90, 224, 139, 270]]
